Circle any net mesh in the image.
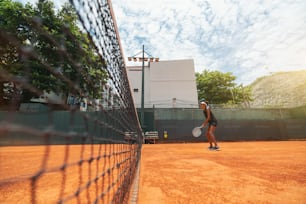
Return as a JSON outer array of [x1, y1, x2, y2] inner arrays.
[[0, 0, 142, 203]]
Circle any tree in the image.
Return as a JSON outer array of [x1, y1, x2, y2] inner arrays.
[[0, 0, 32, 108], [228, 85, 253, 108], [0, 0, 107, 109], [196, 70, 253, 107]]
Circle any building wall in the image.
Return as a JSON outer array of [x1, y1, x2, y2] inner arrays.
[[126, 66, 143, 108], [126, 59, 199, 108]]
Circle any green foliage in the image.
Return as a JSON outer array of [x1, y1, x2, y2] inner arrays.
[[0, 0, 31, 71], [196, 70, 253, 106], [0, 0, 107, 107]]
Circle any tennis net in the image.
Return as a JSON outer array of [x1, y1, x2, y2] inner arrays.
[[0, 0, 142, 203]]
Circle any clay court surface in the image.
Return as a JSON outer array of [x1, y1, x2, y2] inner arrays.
[[0, 141, 306, 204], [138, 141, 306, 204]]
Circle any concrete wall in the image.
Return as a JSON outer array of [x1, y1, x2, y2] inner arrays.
[[149, 59, 198, 108], [126, 66, 143, 108], [126, 59, 199, 108]]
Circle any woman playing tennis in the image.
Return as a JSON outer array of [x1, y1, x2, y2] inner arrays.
[[200, 100, 220, 150]]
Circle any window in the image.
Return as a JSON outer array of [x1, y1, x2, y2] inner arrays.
[[133, 88, 139, 92]]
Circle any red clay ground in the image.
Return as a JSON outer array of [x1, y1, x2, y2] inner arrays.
[[0, 141, 305, 204], [138, 141, 306, 204], [0, 145, 128, 203]]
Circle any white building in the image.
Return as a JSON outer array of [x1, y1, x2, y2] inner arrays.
[[126, 59, 199, 108], [31, 91, 65, 104]]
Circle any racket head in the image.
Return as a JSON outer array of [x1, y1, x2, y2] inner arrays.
[[192, 126, 202, 137]]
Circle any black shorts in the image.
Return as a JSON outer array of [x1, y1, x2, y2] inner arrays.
[[208, 120, 217, 127]]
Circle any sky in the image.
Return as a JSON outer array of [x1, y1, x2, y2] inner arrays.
[[111, 0, 306, 85], [16, 0, 306, 85]]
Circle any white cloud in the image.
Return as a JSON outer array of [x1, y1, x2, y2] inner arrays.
[[112, 0, 306, 85], [15, 0, 306, 85]]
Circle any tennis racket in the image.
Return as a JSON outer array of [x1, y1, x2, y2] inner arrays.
[[192, 126, 205, 137]]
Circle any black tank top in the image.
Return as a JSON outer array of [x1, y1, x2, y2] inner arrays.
[[203, 106, 217, 122]]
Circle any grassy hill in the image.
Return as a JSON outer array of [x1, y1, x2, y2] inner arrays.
[[249, 70, 306, 108]]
